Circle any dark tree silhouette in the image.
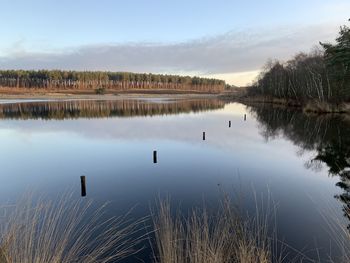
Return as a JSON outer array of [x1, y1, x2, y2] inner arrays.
[[247, 20, 350, 104]]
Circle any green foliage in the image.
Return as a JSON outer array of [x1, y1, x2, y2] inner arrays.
[[320, 21, 350, 100], [322, 23, 350, 69]]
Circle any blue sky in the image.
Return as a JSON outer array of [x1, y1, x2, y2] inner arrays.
[[0, 0, 349, 85]]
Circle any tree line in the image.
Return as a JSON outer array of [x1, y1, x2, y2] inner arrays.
[[0, 70, 225, 93], [248, 19, 350, 104]]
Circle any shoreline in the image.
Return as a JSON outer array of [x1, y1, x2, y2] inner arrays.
[[2, 90, 349, 116], [222, 93, 350, 115], [0, 92, 220, 102]]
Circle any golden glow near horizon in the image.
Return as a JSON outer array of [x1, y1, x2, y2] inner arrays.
[[217, 102, 248, 115], [202, 70, 261, 87]]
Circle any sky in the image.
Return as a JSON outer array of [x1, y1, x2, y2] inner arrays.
[[0, 0, 349, 86]]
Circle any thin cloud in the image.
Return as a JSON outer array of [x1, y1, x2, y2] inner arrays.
[[0, 23, 341, 75]]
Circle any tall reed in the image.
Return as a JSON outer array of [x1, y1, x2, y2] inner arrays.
[[0, 193, 146, 263], [322, 205, 350, 263], [151, 195, 280, 263]]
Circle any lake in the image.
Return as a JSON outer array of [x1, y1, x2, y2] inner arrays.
[[0, 97, 349, 262]]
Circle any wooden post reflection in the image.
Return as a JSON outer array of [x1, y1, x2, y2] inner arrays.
[[203, 132, 206, 140], [153, 150, 157, 163], [244, 114, 246, 121], [229, 121, 231, 127], [80, 176, 86, 197]]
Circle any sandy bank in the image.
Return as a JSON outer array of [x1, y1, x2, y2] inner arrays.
[[0, 92, 220, 103]]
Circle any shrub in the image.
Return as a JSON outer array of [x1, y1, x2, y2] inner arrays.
[[95, 87, 106, 95]]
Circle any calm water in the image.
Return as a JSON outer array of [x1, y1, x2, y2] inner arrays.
[[0, 98, 349, 262]]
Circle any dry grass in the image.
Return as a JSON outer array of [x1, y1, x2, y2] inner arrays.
[[152, 195, 280, 263], [0, 193, 146, 263], [2, 192, 350, 263], [320, 205, 350, 263], [237, 96, 302, 108], [303, 101, 350, 114]]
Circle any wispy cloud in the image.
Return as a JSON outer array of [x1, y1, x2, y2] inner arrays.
[[0, 22, 341, 79]]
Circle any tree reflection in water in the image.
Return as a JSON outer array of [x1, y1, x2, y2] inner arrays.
[[248, 103, 350, 229], [0, 98, 225, 120]]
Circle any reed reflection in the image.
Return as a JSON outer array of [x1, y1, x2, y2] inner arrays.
[[0, 98, 225, 120]]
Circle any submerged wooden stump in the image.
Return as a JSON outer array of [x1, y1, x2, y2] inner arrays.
[[80, 175, 86, 197], [153, 150, 157, 163], [203, 132, 206, 140]]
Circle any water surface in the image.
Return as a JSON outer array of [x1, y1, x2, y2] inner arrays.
[[0, 98, 349, 262]]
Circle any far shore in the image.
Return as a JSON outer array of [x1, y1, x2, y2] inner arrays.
[[0, 89, 222, 102], [235, 96, 350, 115]]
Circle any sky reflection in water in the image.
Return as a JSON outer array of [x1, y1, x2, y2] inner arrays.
[[0, 99, 347, 261]]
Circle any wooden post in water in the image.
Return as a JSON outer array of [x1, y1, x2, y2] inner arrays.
[[80, 176, 86, 197], [153, 150, 157, 163], [229, 121, 231, 127], [203, 132, 206, 140], [244, 114, 247, 121]]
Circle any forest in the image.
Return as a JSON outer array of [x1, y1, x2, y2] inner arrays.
[[0, 70, 225, 93], [247, 19, 350, 109]]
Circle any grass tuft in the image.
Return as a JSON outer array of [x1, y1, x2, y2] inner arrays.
[[152, 195, 280, 263], [0, 193, 146, 263]]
